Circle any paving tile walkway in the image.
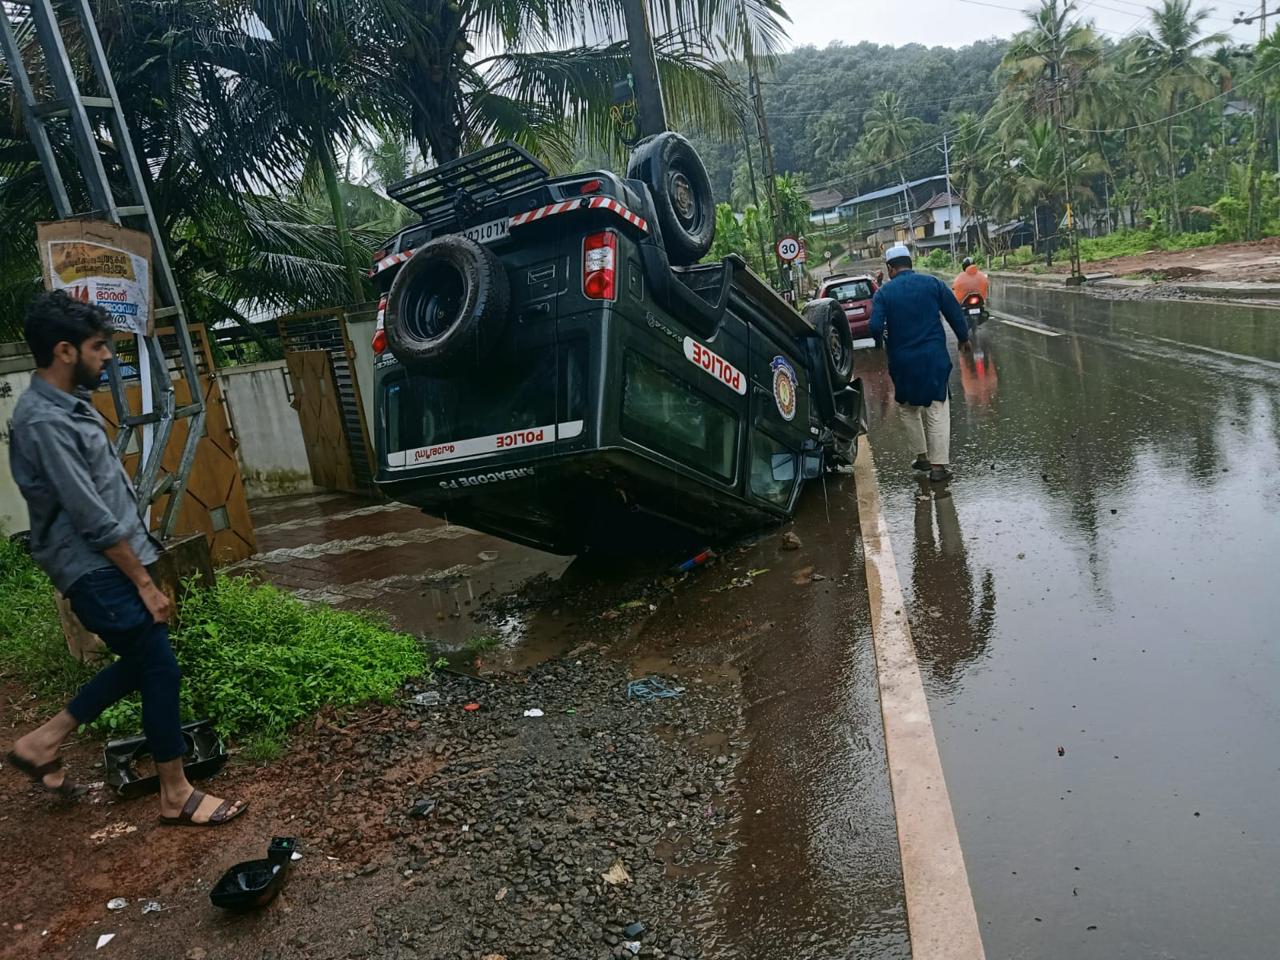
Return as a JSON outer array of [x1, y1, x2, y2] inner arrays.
[[234, 493, 572, 645]]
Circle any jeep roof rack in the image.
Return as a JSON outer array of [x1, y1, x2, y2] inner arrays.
[[387, 141, 550, 229]]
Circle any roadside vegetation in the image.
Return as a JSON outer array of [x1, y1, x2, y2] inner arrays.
[[697, 1, 1280, 274], [0, 538, 427, 757]]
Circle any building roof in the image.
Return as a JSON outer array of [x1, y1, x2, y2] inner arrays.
[[837, 175, 948, 208], [921, 191, 962, 211], [806, 188, 846, 211]]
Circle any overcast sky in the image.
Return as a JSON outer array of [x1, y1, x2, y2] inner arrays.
[[778, 1, 1261, 51]]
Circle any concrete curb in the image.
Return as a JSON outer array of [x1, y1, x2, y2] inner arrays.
[[989, 269, 1280, 302], [852, 441, 986, 960]]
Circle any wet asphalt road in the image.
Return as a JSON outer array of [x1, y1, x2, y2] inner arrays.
[[853, 279, 1280, 960]]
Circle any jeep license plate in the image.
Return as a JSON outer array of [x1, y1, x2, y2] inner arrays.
[[461, 217, 509, 244]]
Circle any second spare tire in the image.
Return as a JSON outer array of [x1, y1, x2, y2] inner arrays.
[[627, 131, 716, 266], [385, 235, 510, 375]]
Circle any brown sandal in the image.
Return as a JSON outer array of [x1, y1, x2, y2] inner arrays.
[[158, 789, 248, 828], [5, 751, 89, 799]]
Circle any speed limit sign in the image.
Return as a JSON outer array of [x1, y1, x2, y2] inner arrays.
[[776, 236, 800, 261]]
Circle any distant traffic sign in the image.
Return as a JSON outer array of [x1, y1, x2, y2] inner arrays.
[[796, 238, 808, 263], [776, 236, 800, 261]]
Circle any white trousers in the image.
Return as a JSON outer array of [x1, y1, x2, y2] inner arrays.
[[899, 397, 951, 465]]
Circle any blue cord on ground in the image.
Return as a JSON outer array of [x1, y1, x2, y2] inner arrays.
[[626, 677, 684, 702]]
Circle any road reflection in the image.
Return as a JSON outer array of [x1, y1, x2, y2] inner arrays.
[[909, 481, 995, 693]]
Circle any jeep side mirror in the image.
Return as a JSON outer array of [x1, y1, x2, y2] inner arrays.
[[771, 453, 797, 483], [801, 450, 823, 480]]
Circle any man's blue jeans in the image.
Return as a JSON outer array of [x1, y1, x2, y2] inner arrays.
[[65, 567, 186, 762]]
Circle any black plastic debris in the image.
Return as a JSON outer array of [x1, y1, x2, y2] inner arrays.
[[210, 838, 296, 912], [410, 797, 437, 818], [104, 719, 226, 798]]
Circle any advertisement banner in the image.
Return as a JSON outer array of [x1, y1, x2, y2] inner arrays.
[[36, 220, 153, 336]]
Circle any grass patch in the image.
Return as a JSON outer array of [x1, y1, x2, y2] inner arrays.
[[463, 633, 502, 656], [0, 538, 428, 746]]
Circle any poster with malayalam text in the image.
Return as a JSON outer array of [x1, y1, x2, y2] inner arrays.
[[36, 220, 153, 336]]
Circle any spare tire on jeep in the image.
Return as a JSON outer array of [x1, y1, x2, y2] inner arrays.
[[803, 298, 854, 385], [627, 132, 715, 266], [385, 235, 510, 374]]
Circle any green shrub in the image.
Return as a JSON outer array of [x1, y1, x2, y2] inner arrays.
[[0, 541, 428, 747], [0, 538, 95, 701]]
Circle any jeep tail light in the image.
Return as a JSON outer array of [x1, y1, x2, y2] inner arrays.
[[579, 178, 602, 195], [372, 294, 388, 353], [583, 231, 617, 301]]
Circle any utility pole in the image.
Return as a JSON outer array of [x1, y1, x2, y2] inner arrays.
[[746, 53, 786, 290], [620, 0, 668, 138], [1048, 0, 1083, 282], [941, 131, 957, 265], [742, 120, 772, 274]]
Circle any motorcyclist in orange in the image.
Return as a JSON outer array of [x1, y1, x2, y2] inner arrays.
[[952, 256, 989, 303]]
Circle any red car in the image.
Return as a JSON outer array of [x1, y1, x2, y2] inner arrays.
[[815, 274, 881, 347]]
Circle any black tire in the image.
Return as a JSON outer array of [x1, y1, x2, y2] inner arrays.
[[627, 132, 715, 266], [385, 235, 510, 374], [803, 298, 854, 385]]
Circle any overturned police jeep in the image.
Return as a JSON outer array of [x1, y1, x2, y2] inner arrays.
[[367, 135, 865, 554]]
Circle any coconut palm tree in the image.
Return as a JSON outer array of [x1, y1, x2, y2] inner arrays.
[[996, 0, 1102, 133], [377, 0, 787, 165], [1005, 118, 1103, 262], [862, 91, 926, 238], [1130, 0, 1229, 231], [1, 0, 789, 326]]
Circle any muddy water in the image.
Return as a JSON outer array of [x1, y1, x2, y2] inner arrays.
[[856, 280, 1280, 959], [623, 478, 909, 960]]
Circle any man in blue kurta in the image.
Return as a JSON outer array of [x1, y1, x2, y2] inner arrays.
[[869, 244, 972, 482]]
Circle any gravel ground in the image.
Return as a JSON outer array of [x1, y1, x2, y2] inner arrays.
[[1, 642, 741, 960]]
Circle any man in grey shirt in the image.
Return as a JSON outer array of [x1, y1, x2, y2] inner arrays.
[[6, 291, 245, 827]]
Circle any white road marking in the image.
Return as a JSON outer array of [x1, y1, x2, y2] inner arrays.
[[991, 312, 1062, 337], [852, 440, 986, 960]]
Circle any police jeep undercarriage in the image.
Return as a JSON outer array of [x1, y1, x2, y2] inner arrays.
[[368, 134, 866, 555]]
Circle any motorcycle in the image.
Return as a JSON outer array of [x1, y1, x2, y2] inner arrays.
[[961, 291, 989, 328]]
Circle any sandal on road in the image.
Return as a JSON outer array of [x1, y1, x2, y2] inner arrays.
[[159, 789, 248, 828], [5, 751, 90, 799]]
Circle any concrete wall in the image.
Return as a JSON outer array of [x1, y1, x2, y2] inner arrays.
[[0, 328, 377, 520], [217, 360, 317, 499], [0, 350, 36, 534]]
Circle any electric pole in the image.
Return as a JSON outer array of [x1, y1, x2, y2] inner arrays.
[[620, 0, 668, 138], [1048, 0, 1083, 282], [941, 131, 958, 265], [742, 120, 772, 274], [746, 46, 786, 290]]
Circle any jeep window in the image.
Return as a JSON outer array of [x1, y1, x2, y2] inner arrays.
[[384, 344, 585, 454], [826, 280, 873, 301], [749, 431, 799, 506], [621, 351, 737, 482]]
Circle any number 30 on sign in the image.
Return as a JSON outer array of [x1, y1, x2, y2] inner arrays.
[[776, 236, 800, 261]]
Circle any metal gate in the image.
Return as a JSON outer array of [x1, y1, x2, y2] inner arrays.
[[278, 305, 377, 493], [93, 325, 256, 564]]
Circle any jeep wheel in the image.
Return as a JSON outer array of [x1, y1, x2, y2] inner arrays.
[[803, 298, 855, 385], [385, 235, 510, 374], [627, 132, 715, 266]]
